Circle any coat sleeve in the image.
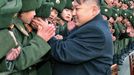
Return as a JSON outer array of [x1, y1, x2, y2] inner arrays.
[[14, 35, 50, 70], [49, 27, 105, 64], [0, 29, 16, 59]]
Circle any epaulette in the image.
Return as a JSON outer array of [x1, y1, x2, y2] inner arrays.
[[8, 24, 15, 30]]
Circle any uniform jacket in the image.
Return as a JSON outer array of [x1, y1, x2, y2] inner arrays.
[[0, 29, 16, 59], [12, 18, 50, 70], [49, 14, 113, 75], [0, 17, 51, 75]]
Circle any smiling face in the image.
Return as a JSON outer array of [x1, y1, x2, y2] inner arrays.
[[72, 0, 100, 27], [61, 8, 73, 22]]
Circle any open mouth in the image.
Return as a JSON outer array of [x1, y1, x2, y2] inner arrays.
[[66, 16, 71, 19]]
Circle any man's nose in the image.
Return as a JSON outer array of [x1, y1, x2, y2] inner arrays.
[[72, 9, 76, 16], [50, 14, 54, 18], [67, 13, 71, 16]]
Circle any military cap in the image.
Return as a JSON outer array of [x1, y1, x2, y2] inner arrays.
[[111, 8, 119, 20], [128, 15, 134, 25], [21, 0, 43, 12], [99, 0, 107, 6], [65, 0, 72, 9], [36, 1, 54, 18], [0, 0, 22, 14], [50, 0, 66, 12], [121, 10, 132, 18], [100, 6, 112, 19], [0, 0, 22, 29], [113, 7, 122, 16], [0, 0, 7, 7]]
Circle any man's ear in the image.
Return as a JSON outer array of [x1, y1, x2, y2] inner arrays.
[[92, 5, 99, 16]]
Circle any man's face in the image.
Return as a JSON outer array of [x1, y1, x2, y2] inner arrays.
[[113, 0, 121, 7], [20, 10, 36, 24], [121, 4, 128, 9], [125, 20, 131, 27], [105, 0, 114, 7], [108, 17, 115, 23], [49, 8, 58, 20], [105, 0, 114, 4], [116, 16, 123, 22], [61, 8, 73, 22], [72, 0, 96, 26], [130, 1, 134, 9], [122, 18, 128, 24], [116, 2, 122, 7]]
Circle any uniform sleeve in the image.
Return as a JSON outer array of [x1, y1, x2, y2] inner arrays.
[[49, 27, 105, 64], [0, 29, 16, 59], [14, 35, 51, 70]]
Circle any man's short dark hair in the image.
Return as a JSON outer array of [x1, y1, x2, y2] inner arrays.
[[75, 0, 100, 6]]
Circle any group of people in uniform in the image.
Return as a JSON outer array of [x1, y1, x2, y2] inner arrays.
[[0, 0, 133, 75], [100, 0, 134, 66], [100, 0, 134, 74]]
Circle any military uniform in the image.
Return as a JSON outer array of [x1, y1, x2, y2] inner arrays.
[[55, 0, 72, 37], [100, 0, 134, 71], [35, 1, 55, 75], [10, 0, 52, 74], [8, 17, 50, 75], [0, 0, 22, 59], [36, 0, 54, 19], [0, 0, 22, 74]]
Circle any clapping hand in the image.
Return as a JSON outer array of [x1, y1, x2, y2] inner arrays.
[[32, 17, 55, 42], [6, 46, 21, 61]]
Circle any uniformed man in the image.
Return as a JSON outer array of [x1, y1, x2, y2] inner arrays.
[[100, 6, 117, 41], [104, 0, 114, 7], [0, 0, 22, 59], [34, 1, 54, 75], [100, 6, 113, 20], [44, 0, 67, 27], [56, 0, 74, 38], [0, 0, 22, 74]]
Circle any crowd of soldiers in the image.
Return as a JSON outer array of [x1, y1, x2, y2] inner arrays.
[[0, 0, 134, 75], [100, 0, 134, 74], [100, 0, 134, 66]]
